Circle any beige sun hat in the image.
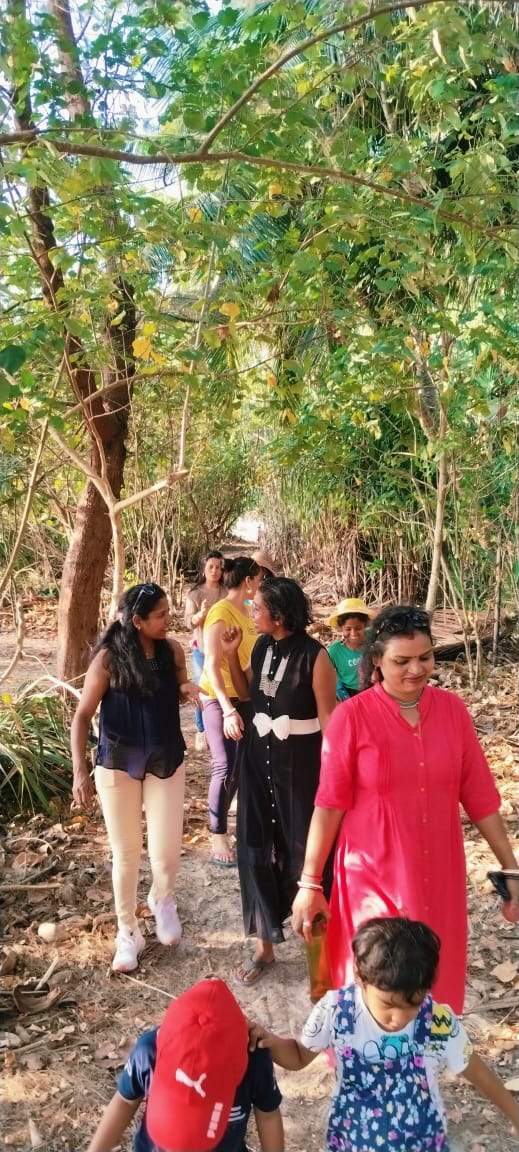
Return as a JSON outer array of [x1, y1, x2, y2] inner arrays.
[[327, 597, 374, 629], [251, 549, 278, 576]]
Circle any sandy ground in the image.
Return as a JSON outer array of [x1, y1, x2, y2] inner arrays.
[[1, 617, 518, 1151]]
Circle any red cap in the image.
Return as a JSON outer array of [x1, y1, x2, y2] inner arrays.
[[146, 979, 248, 1152]]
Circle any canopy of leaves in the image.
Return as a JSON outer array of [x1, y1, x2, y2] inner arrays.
[[0, 0, 517, 606]]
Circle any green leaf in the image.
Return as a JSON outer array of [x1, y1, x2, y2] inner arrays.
[[0, 345, 26, 374]]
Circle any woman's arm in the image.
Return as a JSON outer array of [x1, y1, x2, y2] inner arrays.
[[168, 639, 200, 703], [187, 595, 209, 631], [221, 626, 250, 700], [204, 620, 244, 738], [291, 806, 345, 939], [312, 649, 338, 733], [86, 1091, 142, 1151], [254, 1107, 285, 1151], [474, 812, 519, 907], [70, 651, 110, 808], [462, 1052, 519, 1133]]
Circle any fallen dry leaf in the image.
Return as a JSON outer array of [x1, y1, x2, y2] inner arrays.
[[490, 960, 518, 983]]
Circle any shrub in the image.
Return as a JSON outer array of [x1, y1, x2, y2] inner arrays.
[[0, 690, 73, 817]]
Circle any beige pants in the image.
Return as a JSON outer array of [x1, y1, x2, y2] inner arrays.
[[95, 765, 185, 933]]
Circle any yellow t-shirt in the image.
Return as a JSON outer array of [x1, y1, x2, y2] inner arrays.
[[199, 599, 257, 698]]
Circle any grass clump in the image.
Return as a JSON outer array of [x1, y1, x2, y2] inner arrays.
[[0, 689, 73, 817]]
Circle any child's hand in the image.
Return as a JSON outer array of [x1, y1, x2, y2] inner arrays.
[[247, 1019, 274, 1051]]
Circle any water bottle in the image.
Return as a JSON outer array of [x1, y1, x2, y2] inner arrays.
[[304, 913, 333, 1003]]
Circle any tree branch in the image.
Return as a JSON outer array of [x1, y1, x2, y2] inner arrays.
[[198, 0, 451, 154], [0, 135, 510, 239]]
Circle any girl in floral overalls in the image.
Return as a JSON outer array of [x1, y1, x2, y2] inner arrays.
[[250, 917, 519, 1151]]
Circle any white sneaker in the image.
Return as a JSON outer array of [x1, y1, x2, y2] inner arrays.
[[195, 732, 207, 751], [112, 927, 145, 973], [147, 893, 182, 947]]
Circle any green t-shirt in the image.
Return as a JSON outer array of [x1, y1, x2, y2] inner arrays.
[[328, 640, 364, 697]]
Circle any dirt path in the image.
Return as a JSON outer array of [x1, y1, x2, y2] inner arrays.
[[1, 615, 518, 1151]]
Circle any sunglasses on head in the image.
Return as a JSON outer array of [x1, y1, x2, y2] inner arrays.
[[132, 583, 158, 614], [373, 609, 431, 638]]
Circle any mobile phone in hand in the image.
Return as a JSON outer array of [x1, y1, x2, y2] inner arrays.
[[487, 870, 517, 902]]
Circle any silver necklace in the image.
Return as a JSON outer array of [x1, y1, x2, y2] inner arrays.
[[397, 698, 420, 709], [259, 645, 290, 698]]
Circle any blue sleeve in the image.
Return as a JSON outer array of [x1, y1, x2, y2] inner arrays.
[[248, 1048, 282, 1113], [117, 1029, 158, 1103]]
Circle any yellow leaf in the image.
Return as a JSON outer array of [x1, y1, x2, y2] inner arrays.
[[266, 372, 277, 387], [0, 427, 15, 451], [268, 182, 283, 199], [187, 207, 202, 222], [220, 302, 240, 320], [142, 321, 157, 337], [132, 336, 152, 359], [19, 396, 32, 411]]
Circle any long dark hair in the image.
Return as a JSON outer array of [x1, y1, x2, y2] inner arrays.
[[360, 604, 433, 688], [194, 550, 224, 589], [222, 556, 260, 589], [92, 583, 175, 693], [258, 577, 312, 632]]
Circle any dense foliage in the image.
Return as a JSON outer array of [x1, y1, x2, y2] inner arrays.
[[0, 0, 517, 675]]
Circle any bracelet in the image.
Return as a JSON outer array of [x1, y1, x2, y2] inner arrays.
[[301, 872, 322, 883], [223, 708, 238, 719], [297, 880, 323, 892]]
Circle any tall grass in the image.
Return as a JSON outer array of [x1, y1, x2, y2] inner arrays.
[[0, 690, 73, 817]]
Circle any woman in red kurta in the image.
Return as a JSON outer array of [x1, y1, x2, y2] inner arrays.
[[292, 605, 519, 1013]]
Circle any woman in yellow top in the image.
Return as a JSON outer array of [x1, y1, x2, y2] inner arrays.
[[199, 556, 262, 865]]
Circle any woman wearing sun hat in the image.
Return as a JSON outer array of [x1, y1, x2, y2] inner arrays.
[[326, 597, 374, 701], [251, 549, 278, 579]]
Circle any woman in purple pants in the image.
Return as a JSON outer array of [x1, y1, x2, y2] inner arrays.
[[199, 557, 262, 866]]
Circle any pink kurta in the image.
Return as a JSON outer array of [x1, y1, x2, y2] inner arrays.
[[316, 683, 500, 1012]]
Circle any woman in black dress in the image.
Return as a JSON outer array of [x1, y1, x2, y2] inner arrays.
[[234, 578, 337, 984]]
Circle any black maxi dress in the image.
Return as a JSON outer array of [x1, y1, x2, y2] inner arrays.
[[237, 630, 332, 943]]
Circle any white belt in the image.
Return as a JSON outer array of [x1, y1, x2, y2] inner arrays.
[[253, 713, 321, 741]]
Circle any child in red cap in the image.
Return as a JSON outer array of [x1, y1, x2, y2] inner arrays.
[[87, 978, 284, 1152]]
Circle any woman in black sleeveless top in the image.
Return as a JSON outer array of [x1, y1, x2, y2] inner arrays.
[[71, 583, 198, 974], [230, 578, 337, 985]]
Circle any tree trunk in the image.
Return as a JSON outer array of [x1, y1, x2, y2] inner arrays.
[[57, 436, 127, 684], [7, 0, 136, 682], [425, 439, 449, 614]]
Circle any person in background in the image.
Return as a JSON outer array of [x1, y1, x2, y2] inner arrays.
[[249, 917, 519, 1151], [232, 577, 337, 985], [71, 583, 199, 973], [184, 550, 225, 751], [87, 978, 284, 1152], [291, 604, 519, 1013], [326, 597, 374, 701], [199, 557, 262, 866], [252, 549, 278, 580]]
